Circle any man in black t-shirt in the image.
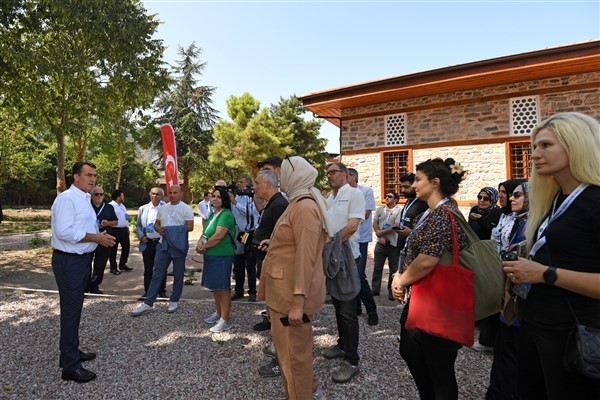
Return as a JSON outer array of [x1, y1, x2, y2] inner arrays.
[[87, 187, 118, 294]]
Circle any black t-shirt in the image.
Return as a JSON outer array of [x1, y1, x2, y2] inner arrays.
[[92, 201, 118, 233], [253, 192, 288, 260], [520, 185, 600, 329], [397, 198, 428, 250]]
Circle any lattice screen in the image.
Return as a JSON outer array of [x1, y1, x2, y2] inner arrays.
[[510, 96, 539, 136], [385, 113, 407, 146]]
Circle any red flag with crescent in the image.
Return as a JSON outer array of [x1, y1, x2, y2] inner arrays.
[[160, 124, 179, 200]]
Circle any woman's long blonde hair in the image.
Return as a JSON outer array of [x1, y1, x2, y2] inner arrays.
[[525, 112, 600, 252]]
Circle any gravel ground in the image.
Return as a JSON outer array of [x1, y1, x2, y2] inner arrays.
[[0, 291, 492, 399]]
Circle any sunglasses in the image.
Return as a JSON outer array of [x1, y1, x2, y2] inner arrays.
[[511, 192, 524, 199], [386, 195, 395, 199], [93, 193, 104, 196], [477, 195, 490, 201]]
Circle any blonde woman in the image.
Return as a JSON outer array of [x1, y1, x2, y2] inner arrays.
[[503, 112, 600, 398]]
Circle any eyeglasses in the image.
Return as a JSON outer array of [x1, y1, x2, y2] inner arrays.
[[511, 192, 524, 199], [386, 195, 395, 199], [326, 170, 341, 177], [93, 193, 104, 196], [477, 195, 490, 201]]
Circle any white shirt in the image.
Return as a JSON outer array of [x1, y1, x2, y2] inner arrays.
[[231, 195, 259, 230], [157, 202, 194, 227], [51, 185, 99, 254], [109, 200, 129, 228], [146, 204, 162, 239], [327, 184, 365, 258], [357, 185, 376, 243], [197, 199, 211, 221], [375, 205, 402, 246]]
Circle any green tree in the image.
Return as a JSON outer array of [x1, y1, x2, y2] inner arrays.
[[0, 0, 170, 192], [150, 42, 218, 202], [209, 94, 326, 176]]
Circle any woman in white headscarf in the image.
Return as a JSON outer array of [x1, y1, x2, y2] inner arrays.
[[260, 156, 329, 400]]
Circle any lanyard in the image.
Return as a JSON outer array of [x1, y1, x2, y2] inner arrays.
[[413, 198, 449, 231], [400, 198, 416, 221], [95, 203, 105, 217], [529, 183, 588, 257]]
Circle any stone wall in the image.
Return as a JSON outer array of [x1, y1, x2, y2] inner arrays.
[[341, 72, 600, 152], [342, 142, 506, 205]]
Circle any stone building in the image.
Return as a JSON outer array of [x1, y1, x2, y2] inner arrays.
[[300, 40, 599, 206]]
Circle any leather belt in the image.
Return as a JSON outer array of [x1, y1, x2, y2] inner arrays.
[[53, 249, 92, 257]]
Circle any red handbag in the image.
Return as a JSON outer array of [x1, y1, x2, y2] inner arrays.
[[405, 210, 475, 346]]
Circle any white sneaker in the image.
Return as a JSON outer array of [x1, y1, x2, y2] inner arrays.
[[132, 303, 153, 316], [209, 318, 232, 333], [167, 302, 178, 313], [471, 342, 494, 352], [203, 311, 220, 324]]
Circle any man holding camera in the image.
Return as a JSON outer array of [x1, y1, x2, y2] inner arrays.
[[227, 176, 260, 302]]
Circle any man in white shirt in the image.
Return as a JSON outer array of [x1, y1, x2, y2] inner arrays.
[[372, 192, 402, 299], [108, 189, 132, 274], [322, 162, 364, 384], [347, 168, 378, 323], [52, 161, 115, 382], [132, 185, 194, 315], [197, 192, 211, 228], [136, 187, 167, 299]]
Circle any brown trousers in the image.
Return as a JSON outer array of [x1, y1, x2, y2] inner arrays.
[[269, 308, 319, 400]]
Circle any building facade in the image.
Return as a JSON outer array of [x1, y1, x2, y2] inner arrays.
[[300, 41, 600, 205]]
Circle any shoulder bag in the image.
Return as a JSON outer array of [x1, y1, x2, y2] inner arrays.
[[564, 295, 600, 380], [438, 207, 504, 321]]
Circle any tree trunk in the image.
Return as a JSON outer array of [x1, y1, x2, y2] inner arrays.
[[115, 140, 123, 189], [182, 168, 191, 203], [56, 133, 67, 193], [75, 138, 86, 161]]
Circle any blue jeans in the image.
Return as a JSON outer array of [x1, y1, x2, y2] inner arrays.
[[144, 242, 186, 305], [355, 249, 377, 315], [52, 251, 91, 373]]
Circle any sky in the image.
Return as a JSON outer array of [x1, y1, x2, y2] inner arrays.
[[141, 0, 599, 153]]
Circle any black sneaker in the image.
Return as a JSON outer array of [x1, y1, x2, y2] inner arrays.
[[258, 358, 280, 377], [253, 317, 271, 332], [158, 291, 168, 298], [120, 265, 133, 271]]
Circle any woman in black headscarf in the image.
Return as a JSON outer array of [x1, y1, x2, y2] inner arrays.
[[468, 186, 500, 240]]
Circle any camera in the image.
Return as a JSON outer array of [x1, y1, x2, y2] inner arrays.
[[236, 187, 254, 197], [500, 250, 518, 261]]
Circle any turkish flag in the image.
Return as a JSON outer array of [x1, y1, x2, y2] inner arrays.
[[160, 123, 179, 200]]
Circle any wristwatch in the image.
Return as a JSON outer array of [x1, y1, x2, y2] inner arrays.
[[543, 266, 558, 285]]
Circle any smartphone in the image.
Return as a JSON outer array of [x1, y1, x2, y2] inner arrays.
[[280, 314, 310, 326], [391, 226, 404, 231]]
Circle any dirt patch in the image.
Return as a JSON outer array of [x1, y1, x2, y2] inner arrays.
[[0, 247, 56, 290]]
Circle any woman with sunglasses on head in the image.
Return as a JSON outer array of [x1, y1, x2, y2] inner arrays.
[[391, 157, 468, 400], [468, 187, 500, 240], [197, 187, 237, 333], [503, 112, 600, 398]]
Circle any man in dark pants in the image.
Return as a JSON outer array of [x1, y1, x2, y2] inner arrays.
[[136, 187, 167, 299], [252, 169, 289, 377], [322, 162, 365, 383], [109, 189, 132, 274], [347, 168, 379, 325], [228, 176, 259, 301], [51, 161, 115, 382], [87, 186, 118, 294]]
